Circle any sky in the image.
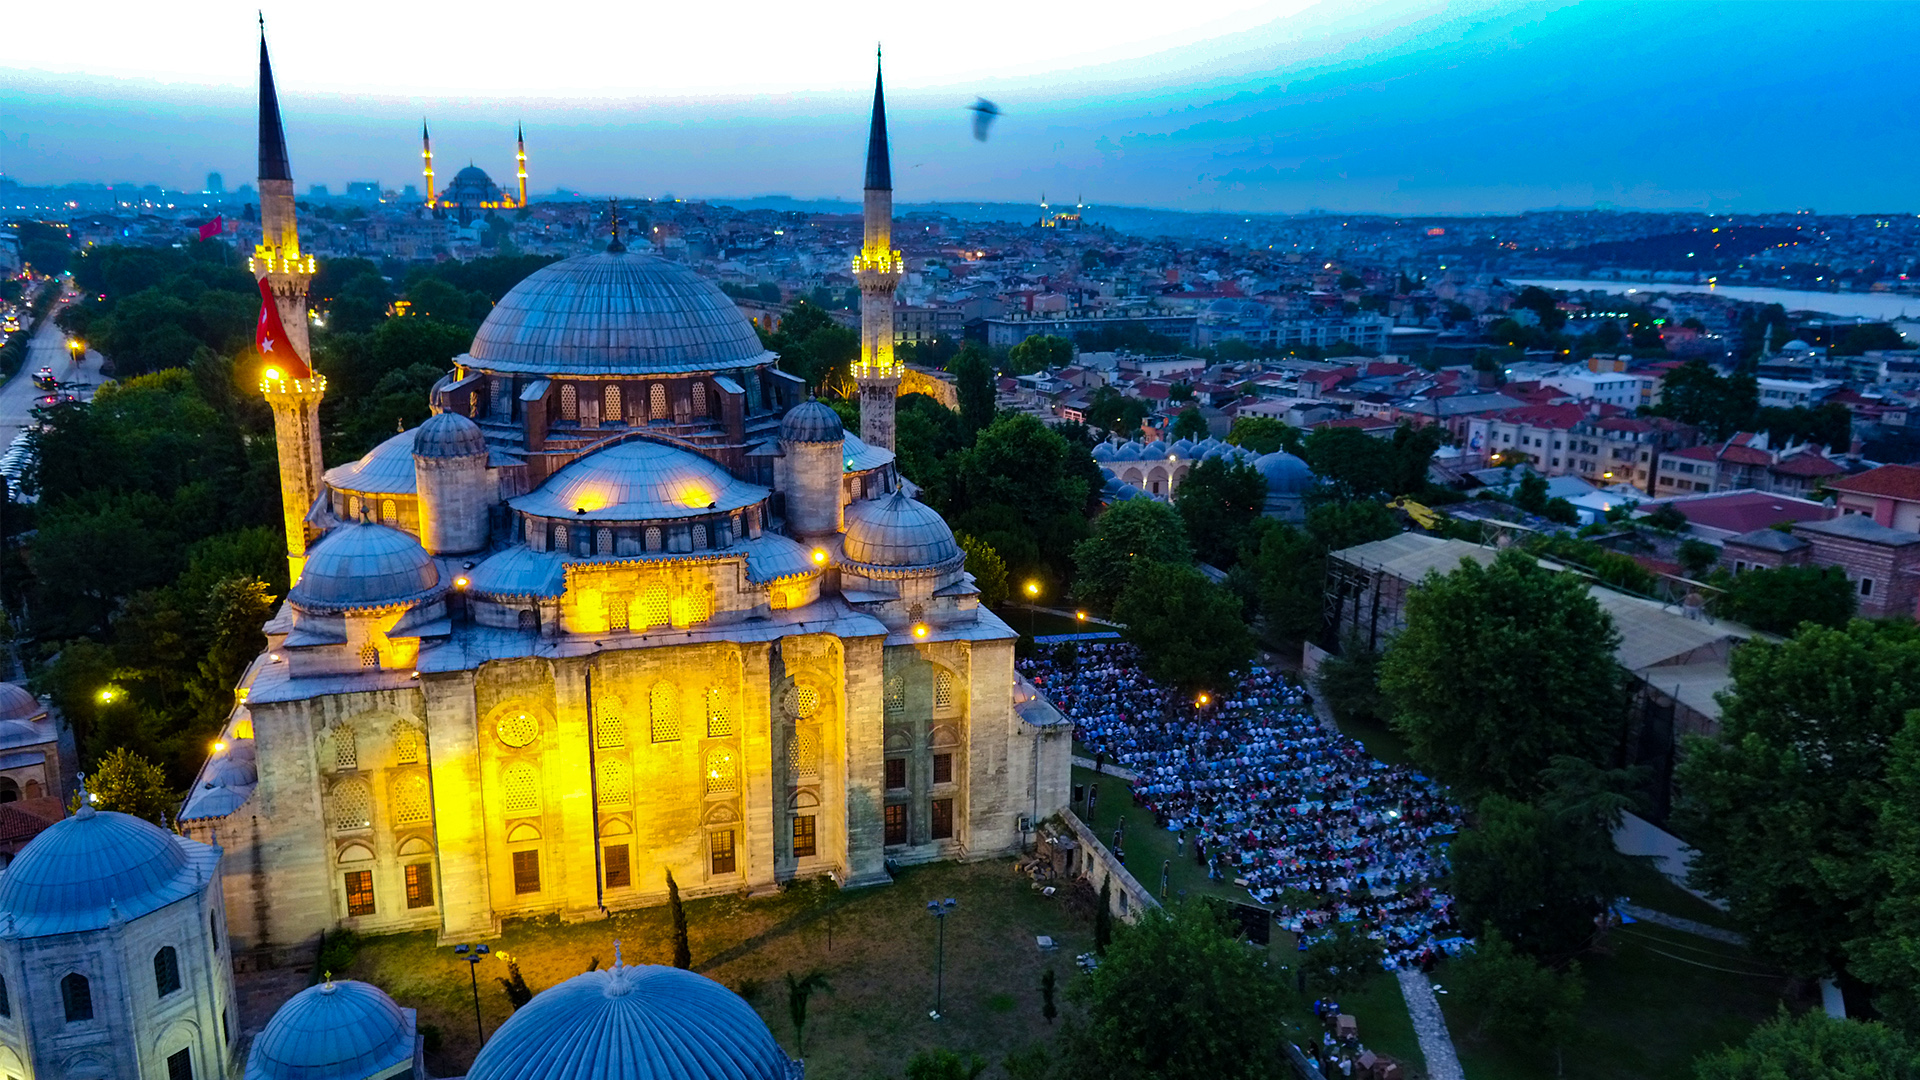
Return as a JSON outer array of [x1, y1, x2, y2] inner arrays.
[[5, 0, 1920, 215]]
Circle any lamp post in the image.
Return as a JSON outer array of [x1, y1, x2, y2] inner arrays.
[[926, 898, 959, 1019], [454, 943, 490, 1046], [66, 339, 81, 368], [1023, 580, 1040, 640]]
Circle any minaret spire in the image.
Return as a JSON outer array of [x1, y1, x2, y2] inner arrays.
[[853, 45, 903, 450], [253, 18, 326, 586], [516, 122, 528, 208], [422, 120, 436, 208]]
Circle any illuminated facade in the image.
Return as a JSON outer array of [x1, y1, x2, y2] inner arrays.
[[180, 42, 1072, 961]]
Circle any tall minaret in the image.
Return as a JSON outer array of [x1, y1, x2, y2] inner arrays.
[[852, 48, 903, 451], [254, 19, 326, 585], [422, 120, 436, 208], [516, 122, 528, 208]]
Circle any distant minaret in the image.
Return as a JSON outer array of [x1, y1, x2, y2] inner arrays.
[[254, 18, 326, 585], [422, 120, 436, 208], [516, 122, 528, 208], [853, 48, 903, 450]]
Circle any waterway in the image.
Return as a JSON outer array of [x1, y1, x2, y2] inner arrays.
[[1510, 278, 1920, 322]]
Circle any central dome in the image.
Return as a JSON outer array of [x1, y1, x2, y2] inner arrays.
[[466, 251, 775, 377], [0, 807, 216, 936], [466, 964, 791, 1080], [511, 440, 767, 523]]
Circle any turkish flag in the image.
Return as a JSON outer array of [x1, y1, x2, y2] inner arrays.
[[197, 215, 224, 241], [256, 277, 310, 378]]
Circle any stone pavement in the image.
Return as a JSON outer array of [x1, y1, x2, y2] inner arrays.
[[1617, 901, 1747, 946], [1397, 967, 1465, 1080]]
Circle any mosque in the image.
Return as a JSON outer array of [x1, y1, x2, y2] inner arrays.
[[422, 121, 529, 225]]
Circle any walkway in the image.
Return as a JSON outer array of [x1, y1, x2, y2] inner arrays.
[[1617, 901, 1746, 946], [1396, 968, 1465, 1080]]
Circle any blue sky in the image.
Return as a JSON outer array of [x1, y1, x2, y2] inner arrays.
[[5, 0, 1917, 214]]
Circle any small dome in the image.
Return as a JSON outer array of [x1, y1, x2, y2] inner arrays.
[[0, 719, 42, 745], [324, 431, 418, 496], [246, 980, 415, 1080], [0, 807, 214, 936], [1168, 438, 1195, 457], [204, 741, 257, 789], [413, 411, 487, 460], [781, 401, 845, 444], [0, 683, 42, 722], [453, 165, 492, 184], [467, 964, 790, 1080], [511, 441, 766, 523], [843, 492, 962, 569], [1783, 338, 1811, 351], [1111, 441, 1144, 462], [290, 523, 442, 613], [1090, 442, 1115, 462], [1255, 451, 1314, 495]]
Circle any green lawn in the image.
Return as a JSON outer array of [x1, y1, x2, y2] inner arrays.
[[340, 859, 1094, 1079]]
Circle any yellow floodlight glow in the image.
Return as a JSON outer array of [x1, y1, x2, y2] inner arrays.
[[1076, 610, 1088, 622], [811, 548, 829, 566], [97, 688, 115, 703], [913, 623, 930, 639], [680, 486, 710, 508], [454, 576, 470, 589], [1025, 580, 1040, 598], [571, 487, 610, 513], [213, 741, 227, 753], [263, 367, 282, 382], [1196, 692, 1211, 706]]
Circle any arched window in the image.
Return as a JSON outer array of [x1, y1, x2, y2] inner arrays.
[[467, 390, 478, 416], [0, 972, 11, 1017], [638, 583, 669, 628], [391, 722, 423, 765], [597, 527, 613, 554], [330, 778, 372, 831], [650, 383, 668, 421], [789, 727, 820, 781], [644, 526, 662, 552], [359, 644, 380, 669], [518, 609, 538, 633], [502, 762, 540, 816], [705, 749, 737, 795], [650, 682, 680, 742], [604, 384, 622, 422], [0, 778, 17, 803], [553, 524, 569, 550], [392, 775, 431, 826], [691, 523, 708, 550], [348, 495, 361, 519], [381, 499, 397, 525], [705, 686, 731, 738], [850, 476, 864, 499], [935, 670, 955, 710], [560, 383, 579, 421], [885, 675, 905, 718], [332, 726, 358, 771], [608, 596, 630, 632], [693, 382, 708, 417], [153, 946, 181, 997], [596, 699, 626, 749], [794, 683, 820, 720], [61, 973, 91, 1022], [22, 779, 38, 800], [597, 759, 631, 808]]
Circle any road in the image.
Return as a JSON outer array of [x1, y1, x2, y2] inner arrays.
[[0, 303, 107, 453]]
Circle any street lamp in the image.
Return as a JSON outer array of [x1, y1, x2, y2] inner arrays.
[[454, 943, 490, 1046], [1024, 580, 1040, 640], [926, 898, 959, 1019], [66, 339, 82, 366]]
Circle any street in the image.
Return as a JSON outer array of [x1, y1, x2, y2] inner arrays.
[[0, 303, 107, 453]]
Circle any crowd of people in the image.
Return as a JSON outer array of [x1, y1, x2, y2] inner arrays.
[[1019, 640, 1469, 971]]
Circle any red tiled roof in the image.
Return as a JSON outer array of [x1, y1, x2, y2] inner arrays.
[[0, 802, 57, 845], [1493, 403, 1597, 429], [1645, 491, 1835, 534], [1828, 463, 1920, 502], [1592, 417, 1655, 433], [1718, 443, 1774, 466], [1771, 453, 1844, 478]]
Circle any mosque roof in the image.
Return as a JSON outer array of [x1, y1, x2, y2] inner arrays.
[[842, 432, 894, 472], [289, 522, 444, 614], [464, 251, 775, 377], [512, 440, 767, 523], [842, 492, 962, 570], [465, 963, 793, 1080], [1255, 450, 1315, 495], [0, 683, 45, 723], [324, 431, 418, 496], [245, 979, 416, 1080], [780, 401, 843, 443], [453, 164, 494, 184], [0, 806, 219, 936], [413, 411, 488, 460]]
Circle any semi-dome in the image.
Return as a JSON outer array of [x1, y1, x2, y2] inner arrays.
[[246, 979, 416, 1080], [0, 806, 217, 936], [466, 964, 791, 1080], [843, 492, 962, 569], [203, 741, 258, 789], [0, 682, 43, 721], [1255, 451, 1315, 495], [511, 440, 767, 523], [324, 430, 418, 496], [290, 522, 442, 613], [780, 401, 844, 443], [465, 251, 774, 376], [413, 410, 487, 459]]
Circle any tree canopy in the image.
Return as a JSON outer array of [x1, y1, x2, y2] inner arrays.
[[1006, 334, 1073, 376], [1302, 423, 1444, 501], [1694, 1010, 1919, 1080], [1172, 458, 1265, 568], [1225, 416, 1302, 456], [1072, 500, 1192, 608], [935, 414, 1097, 583], [1713, 565, 1856, 635], [1115, 561, 1253, 693]]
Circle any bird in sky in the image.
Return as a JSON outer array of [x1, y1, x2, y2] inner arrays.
[[969, 98, 1002, 142]]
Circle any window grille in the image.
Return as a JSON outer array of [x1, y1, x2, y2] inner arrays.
[[884, 676, 905, 717], [693, 382, 708, 416], [850, 476, 863, 499], [348, 495, 361, 519], [359, 644, 379, 669], [608, 597, 630, 632], [382, 499, 397, 524], [560, 384, 578, 420], [692, 523, 708, 550], [789, 727, 820, 781], [330, 779, 372, 830], [645, 526, 662, 552], [705, 686, 731, 737], [333, 727, 358, 770], [502, 762, 540, 816], [706, 749, 737, 795], [405, 863, 434, 909], [497, 711, 538, 748], [596, 700, 626, 748], [604, 384, 622, 422], [597, 759, 631, 808], [512, 850, 540, 894], [597, 527, 613, 554], [791, 815, 816, 858], [651, 682, 681, 742], [650, 383, 668, 420], [392, 775, 431, 826], [794, 684, 819, 719], [934, 670, 954, 710], [392, 723, 423, 764], [710, 829, 736, 874], [604, 844, 631, 888], [639, 583, 669, 628], [554, 524, 569, 549]]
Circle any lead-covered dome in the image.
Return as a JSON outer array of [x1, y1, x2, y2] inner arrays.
[[466, 964, 791, 1080], [0, 682, 44, 721], [843, 492, 962, 569], [246, 979, 416, 1080], [1255, 451, 1314, 495], [0, 805, 218, 936], [413, 410, 487, 459], [465, 251, 774, 376], [780, 400, 844, 444], [511, 440, 766, 523], [290, 522, 443, 613]]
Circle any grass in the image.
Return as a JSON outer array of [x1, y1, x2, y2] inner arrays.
[[1326, 708, 1415, 767], [340, 859, 1093, 1079], [1440, 920, 1791, 1080], [1288, 971, 1430, 1078]]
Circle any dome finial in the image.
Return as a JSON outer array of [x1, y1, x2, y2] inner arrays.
[[613, 939, 623, 969], [606, 197, 626, 253], [74, 771, 94, 819]]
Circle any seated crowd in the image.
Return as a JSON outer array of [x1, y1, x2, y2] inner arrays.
[[1019, 641, 1468, 970]]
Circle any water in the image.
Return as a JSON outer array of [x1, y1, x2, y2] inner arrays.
[[1510, 278, 1920, 322]]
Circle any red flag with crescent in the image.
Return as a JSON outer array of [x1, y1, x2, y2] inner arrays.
[[197, 215, 224, 241], [256, 277, 309, 378]]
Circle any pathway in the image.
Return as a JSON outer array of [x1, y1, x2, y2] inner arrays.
[[1396, 968, 1465, 1080], [1617, 901, 1746, 946]]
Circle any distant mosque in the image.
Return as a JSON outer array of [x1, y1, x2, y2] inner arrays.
[[422, 121, 529, 224]]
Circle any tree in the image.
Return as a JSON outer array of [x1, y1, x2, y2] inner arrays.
[[894, 393, 967, 489], [1303, 423, 1443, 501], [1062, 902, 1294, 1080], [938, 414, 1098, 583], [1314, 640, 1387, 729], [1302, 922, 1382, 994], [769, 302, 859, 391], [87, 747, 174, 823], [1714, 565, 1856, 634], [1694, 1010, 1919, 1080], [1858, 720, 1920, 1032], [1225, 416, 1301, 456], [1173, 458, 1264, 569], [1169, 407, 1209, 442], [948, 345, 996, 436], [1452, 928, 1585, 1076], [1836, 323, 1906, 356], [1235, 502, 1397, 643], [905, 1049, 988, 1080], [1085, 386, 1151, 439], [1040, 967, 1058, 1024], [1675, 621, 1920, 983], [954, 532, 1009, 610], [1115, 562, 1253, 693], [666, 870, 692, 969], [1006, 334, 1073, 375], [1378, 549, 1625, 802], [1677, 538, 1720, 579], [1646, 359, 1758, 439], [784, 969, 833, 1055], [1094, 877, 1113, 955], [496, 959, 535, 1009]]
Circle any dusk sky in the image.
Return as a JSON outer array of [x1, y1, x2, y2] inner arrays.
[[6, 0, 1918, 214]]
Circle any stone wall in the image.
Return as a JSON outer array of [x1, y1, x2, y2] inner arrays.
[[1058, 808, 1157, 923]]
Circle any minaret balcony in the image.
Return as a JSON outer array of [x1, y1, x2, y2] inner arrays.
[[852, 250, 904, 277], [251, 249, 315, 276]]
